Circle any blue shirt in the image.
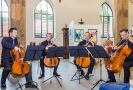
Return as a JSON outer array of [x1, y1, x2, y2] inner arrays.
[[12, 39, 15, 47], [48, 41, 50, 45], [86, 40, 89, 45]]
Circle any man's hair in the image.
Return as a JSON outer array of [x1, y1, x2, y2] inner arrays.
[[46, 33, 52, 36], [8, 27, 17, 34], [119, 29, 129, 33]]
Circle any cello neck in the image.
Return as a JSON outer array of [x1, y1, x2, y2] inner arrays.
[[50, 31, 62, 45], [115, 39, 128, 52]]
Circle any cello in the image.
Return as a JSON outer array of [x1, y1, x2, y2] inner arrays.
[[105, 39, 132, 73], [75, 45, 91, 68], [75, 31, 97, 68], [43, 33, 62, 67], [43, 43, 59, 68], [10, 46, 30, 77]]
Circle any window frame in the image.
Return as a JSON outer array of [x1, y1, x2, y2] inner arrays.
[[0, 0, 9, 37], [34, 0, 54, 38], [100, 2, 113, 38]]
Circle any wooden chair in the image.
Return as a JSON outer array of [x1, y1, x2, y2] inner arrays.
[[30, 42, 35, 46]]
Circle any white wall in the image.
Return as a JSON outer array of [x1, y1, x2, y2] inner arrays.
[[25, 0, 119, 47], [129, 2, 133, 28], [0, 0, 133, 49], [26, 0, 107, 46]]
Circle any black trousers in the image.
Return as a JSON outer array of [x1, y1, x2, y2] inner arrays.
[[74, 57, 95, 75], [1, 59, 33, 84], [40, 57, 60, 76], [107, 58, 133, 83]]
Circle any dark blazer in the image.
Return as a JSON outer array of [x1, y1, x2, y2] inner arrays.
[[1, 37, 18, 59], [41, 40, 57, 57], [78, 40, 95, 46]]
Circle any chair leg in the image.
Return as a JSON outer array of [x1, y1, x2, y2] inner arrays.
[[118, 71, 121, 82], [37, 60, 40, 74], [16, 76, 23, 90], [7, 72, 11, 81], [89, 64, 95, 77]]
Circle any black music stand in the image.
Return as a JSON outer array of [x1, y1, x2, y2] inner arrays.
[[42, 46, 66, 87], [69, 46, 89, 84], [15, 45, 45, 90], [86, 46, 110, 90]]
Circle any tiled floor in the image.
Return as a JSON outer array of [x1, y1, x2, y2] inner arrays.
[[0, 59, 124, 90]]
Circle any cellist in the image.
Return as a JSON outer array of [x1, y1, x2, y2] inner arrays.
[[38, 33, 60, 79], [106, 29, 133, 83], [1, 28, 37, 89], [74, 32, 96, 80]]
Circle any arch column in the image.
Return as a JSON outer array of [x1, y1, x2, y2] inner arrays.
[[114, 0, 128, 45], [11, 0, 26, 46]]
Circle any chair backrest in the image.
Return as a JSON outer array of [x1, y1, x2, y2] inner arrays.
[[103, 39, 113, 55], [130, 67, 133, 79], [0, 50, 2, 66], [9, 72, 25, 78], [103, 40, 113, 47], [39, 42, 42, 45], [30, 42, 36, 46]]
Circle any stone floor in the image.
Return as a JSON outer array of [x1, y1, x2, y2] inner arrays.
[[0, 59, 124, 90]]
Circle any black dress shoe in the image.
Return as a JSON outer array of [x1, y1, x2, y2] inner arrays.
[[1, 84, 6, 89], [53, 72, 60, 77], [81, 70, 85, 75], [26, 82, 37, 88], [85, 74, 89, 80], [38, 74, 44, 79], [106, 79, 116, 83]]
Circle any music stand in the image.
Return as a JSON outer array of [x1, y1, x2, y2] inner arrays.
[[42, 46, 66, 87], [15, 45, 45, 90], [85, 46, 110, 90], [69, 46, 89, 84]]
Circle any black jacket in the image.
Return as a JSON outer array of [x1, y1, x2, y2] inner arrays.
[[1, 37, 18, 59], [41, 40, 57, 56], [78, 40, 95, 46]]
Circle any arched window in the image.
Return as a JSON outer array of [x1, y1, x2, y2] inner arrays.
[[100, 3, 113, 38], [0, 0, 9, 37], [34, 0, 54, 38]]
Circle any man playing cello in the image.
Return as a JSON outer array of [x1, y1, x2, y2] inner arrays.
[[106, 29, 133, 83], [1, 28, 37, 89], [38, 33, 60, 79], [74, 32, 96, 80]]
